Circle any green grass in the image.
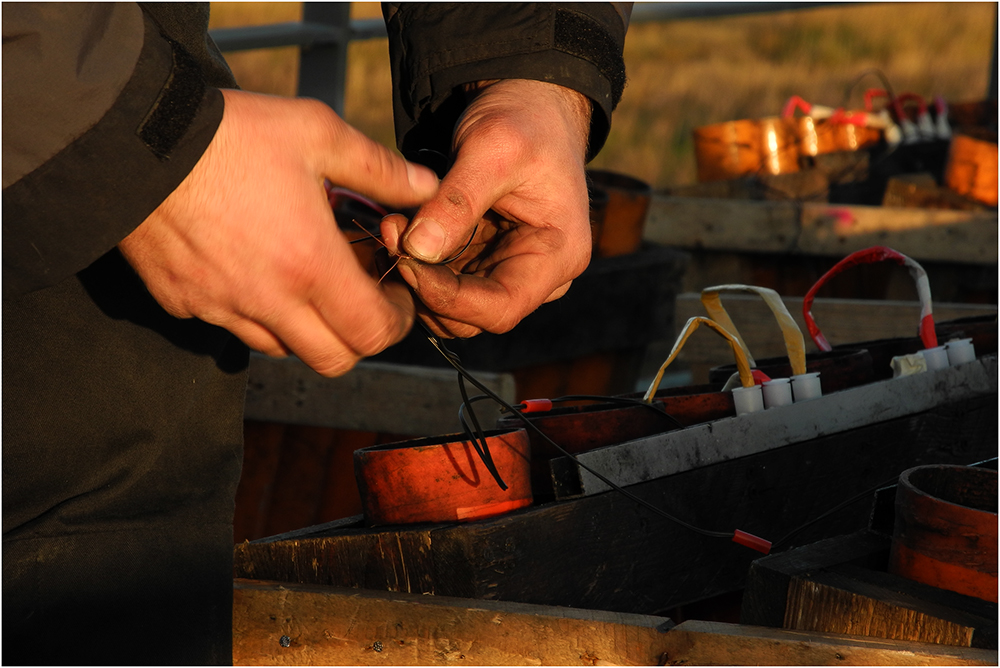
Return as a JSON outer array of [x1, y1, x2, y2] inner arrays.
[[210, 2, 996, 188]]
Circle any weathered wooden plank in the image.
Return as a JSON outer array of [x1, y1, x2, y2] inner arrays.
[[234, 392, 997, 615], [558, 356, 996, 497], [644, 196, 802, 254], [244, 356, 516, 436], [785, 564, 997, 648], [658, 620, 997, 666], [799, 203, 999, 264], [673, 293, 997, 364], [232, 579, 675, 666], [643, 194, 998, 264], [673, 251, 997, 307], [742, 531, 998, 650], [235, 421, 288, 542], [236, 525, 438, 595], [740, 531, 891, 629]]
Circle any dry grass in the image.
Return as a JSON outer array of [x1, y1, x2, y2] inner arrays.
[[209, 2, 996, 188]]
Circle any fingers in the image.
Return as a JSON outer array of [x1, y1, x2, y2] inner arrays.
[[401, 137, 520, 263], [275, 244, 417, 377], [121, 90, 425, 378], [544, 281, 573, 303], [303, 99, 439, 209], [404, 278, 571, 340], [225, 264, 415, 377], [379, 214, 407, 257], [395, 228, 572, 336]]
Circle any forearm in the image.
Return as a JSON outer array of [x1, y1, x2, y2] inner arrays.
[[382, 2, 629, 162]]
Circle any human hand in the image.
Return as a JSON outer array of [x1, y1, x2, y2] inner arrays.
[[119, 89, 439, 377], [379, 79, 593, 339]]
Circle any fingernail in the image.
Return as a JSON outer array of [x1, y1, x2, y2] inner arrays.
[[404, 218, 445, 262], [406, 162, 439, 196]]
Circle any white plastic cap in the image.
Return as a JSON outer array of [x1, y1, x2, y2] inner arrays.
[[935, 113, 952, 140], [762, 378, 793, 409], [917, 112, 936, 140], [901, 118, 921, 144], [920, 345, 949, 371], [733, 384, 765, 416], [945, 338, 976, 366], [791, 372, 822, 402]]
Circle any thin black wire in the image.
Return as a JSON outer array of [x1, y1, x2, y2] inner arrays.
[[432, 329, 918, 550], [424, 323, 924, 553], [508, 394, 686, 430], [840, 68, 897, 112], [424, 327, 734, 540], [772, 474, 901, 549], [456, 372, 507, 490]]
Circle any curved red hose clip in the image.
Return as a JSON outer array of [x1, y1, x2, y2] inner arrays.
[[864, 88, 888, 112], [829, 108, 868, 127], [896, 92, 927, 116], [803, 246, 937, 352], [782, 95, 812, 119]]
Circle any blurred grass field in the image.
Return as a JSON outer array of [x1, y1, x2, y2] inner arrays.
[[209, 2, 996, 189]]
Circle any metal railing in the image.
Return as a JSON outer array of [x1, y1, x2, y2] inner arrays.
[[209, 2, 998, 115]]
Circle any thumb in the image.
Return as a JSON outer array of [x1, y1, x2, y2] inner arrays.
[[402, 150, 512, 263]]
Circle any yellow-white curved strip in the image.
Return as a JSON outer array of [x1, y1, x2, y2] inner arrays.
[[643, 316, 755, 402], [701, 284, 807, 377]]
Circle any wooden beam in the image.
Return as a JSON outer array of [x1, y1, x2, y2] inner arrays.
[[799, 203, 999, 264], [557, 355, 996, 497], [644, 196, 801, 254], [643, 195, 999, 265], [232, 579, 675, 666], [742, 531, 997, 650], [673, 293, 997, 364], [785, 564, 997, 648], [658, 620, 998, 666], [244, 355, 516, 436]]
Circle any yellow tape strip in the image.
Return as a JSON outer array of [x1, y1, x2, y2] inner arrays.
[[700, 284, 807, 377], [643, 316, 755, 402]]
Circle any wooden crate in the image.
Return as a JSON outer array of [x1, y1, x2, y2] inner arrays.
[[643, 194, 998, 307], [234, 357, 997, 616], [741, 530, 997, 650]]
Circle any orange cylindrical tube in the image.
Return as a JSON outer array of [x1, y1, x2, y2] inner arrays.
[[889, 465, 997, 602]]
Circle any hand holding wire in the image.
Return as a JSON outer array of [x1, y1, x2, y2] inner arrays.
[[382, 79, 594, 340]]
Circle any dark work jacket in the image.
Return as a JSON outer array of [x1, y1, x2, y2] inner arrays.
[[3, 5, 247, 665], [382, 2, 630, 162], [2, 3, 627, 665]]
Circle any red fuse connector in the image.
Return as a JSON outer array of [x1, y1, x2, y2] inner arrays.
[[520, 399, 553, 413], [732, 529, 772, 554]]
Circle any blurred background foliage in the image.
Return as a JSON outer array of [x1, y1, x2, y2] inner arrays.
[[209, 2, 996, 189]]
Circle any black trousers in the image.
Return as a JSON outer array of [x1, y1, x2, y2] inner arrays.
[[3, 250, 248, 665]]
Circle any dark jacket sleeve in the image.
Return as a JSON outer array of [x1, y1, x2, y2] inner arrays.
[[2, 3, 235, 300], [382, 2, 630, 164]]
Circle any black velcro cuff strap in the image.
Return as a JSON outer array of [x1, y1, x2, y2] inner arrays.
[[138, 36, 209, 160], [3, 14, 223, 299], [553, 8, 626, 110]]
